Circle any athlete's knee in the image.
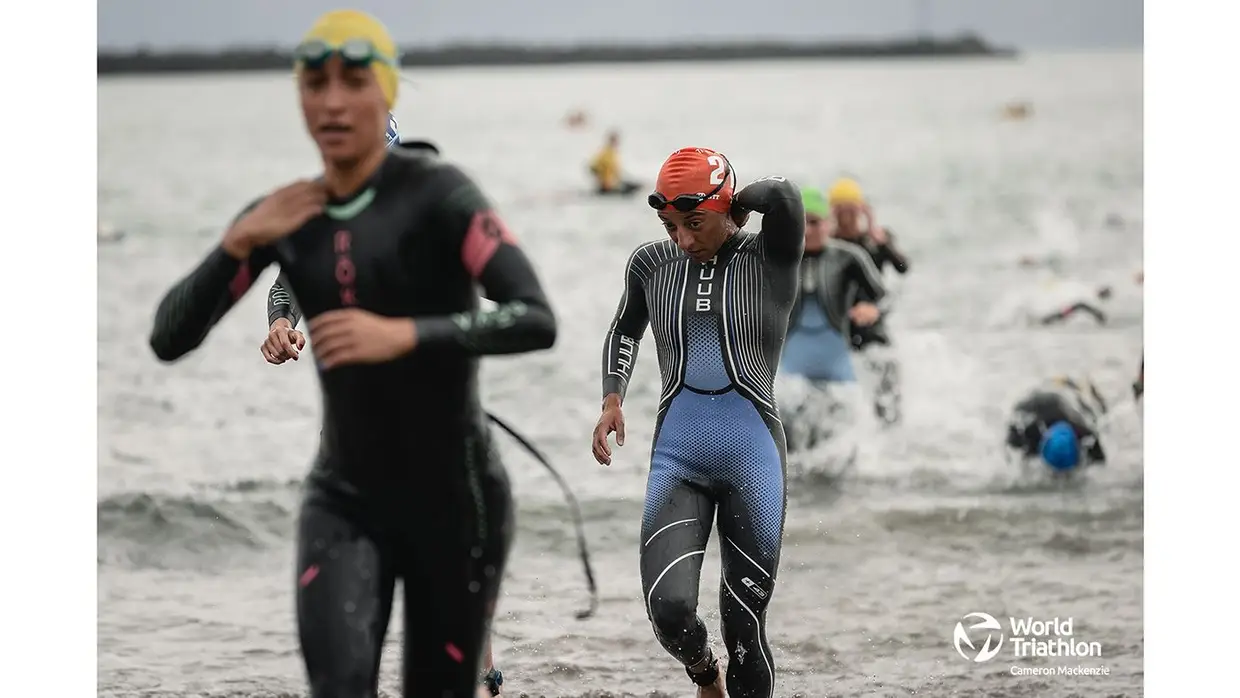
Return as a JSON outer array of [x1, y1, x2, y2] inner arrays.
[[648, 593, 698, 639], [307, 667, 373, 698]]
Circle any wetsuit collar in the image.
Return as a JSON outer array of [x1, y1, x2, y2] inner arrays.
[[323, 152, 394, 220]]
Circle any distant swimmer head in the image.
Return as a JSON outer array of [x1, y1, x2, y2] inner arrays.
[[801, 187, 831, 252], [1039, 421, 1081, 471], [649, 147, 737, 262], [827, 177, 866, 237], [385, 113, 400, 149], [295, 9, 400, 165]]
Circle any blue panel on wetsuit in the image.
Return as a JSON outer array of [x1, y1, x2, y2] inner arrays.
[[645, 389, 784, 560], [781, 297, 856, 382], [683, 313, 731, 391]]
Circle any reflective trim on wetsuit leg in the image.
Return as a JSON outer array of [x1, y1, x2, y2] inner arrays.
[[639, 468, 712, 664], [717, 432, 785, 698], [641, 387, 785, 695]]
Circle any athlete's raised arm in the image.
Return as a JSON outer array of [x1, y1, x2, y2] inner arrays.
[[150, 182, 325, 362], [412, 164, 557, 356], [733, 175, 804, 267], [601, 245, 653, 403]]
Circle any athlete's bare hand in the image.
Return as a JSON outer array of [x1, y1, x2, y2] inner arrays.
[[592, 396, 626, 466], [223, 180, 327, 258], [849, 302, 881, 326], [308, 309, 417, 369], [863, 205, 888, 244], [260, 318, 306, 364]]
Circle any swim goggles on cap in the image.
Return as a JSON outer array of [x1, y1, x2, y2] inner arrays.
[[647, 160, 735, 213], [293, 38, 398, 69]]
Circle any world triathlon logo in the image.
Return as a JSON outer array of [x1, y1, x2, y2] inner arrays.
[[953, 612, 1006, 663], [952, 612, 1105, 666]]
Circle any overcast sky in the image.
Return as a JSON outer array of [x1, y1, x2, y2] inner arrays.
[[98, 0, 1142, 51]]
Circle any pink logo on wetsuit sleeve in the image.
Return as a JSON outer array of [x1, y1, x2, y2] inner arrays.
[[229, 261, 253, 302], [461, 210, 518, 279]]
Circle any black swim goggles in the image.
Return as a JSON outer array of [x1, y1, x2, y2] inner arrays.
[[647, 160, 735, 213], [293, 38, 398, 69]]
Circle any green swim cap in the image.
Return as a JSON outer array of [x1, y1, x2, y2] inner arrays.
[[801, 187, 829, 218]]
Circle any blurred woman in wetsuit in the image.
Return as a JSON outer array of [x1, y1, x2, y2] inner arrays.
[[780, 187, 887, 452], [258, 114, 509, 696], [149, 10, 555, 697]]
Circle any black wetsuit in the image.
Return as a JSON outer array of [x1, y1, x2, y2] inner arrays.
[[149, 148, 556, 698], [1005, 378, 1107, 465], [602, 176, 803, 697], [845, 228, 908, 350]]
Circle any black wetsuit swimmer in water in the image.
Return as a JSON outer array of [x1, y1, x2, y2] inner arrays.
[[594, 147, 803, 698], [150, 112, 555, 698]]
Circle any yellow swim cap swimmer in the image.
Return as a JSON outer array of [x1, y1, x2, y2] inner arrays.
[[827, 178, 865, 207], [297, 9, 400, 108]]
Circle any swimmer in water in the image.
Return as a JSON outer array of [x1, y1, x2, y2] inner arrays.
[[149, 10, 555, 697], [1035, 284, 1112, 326], [592, 147, 804, 697], [258, 114, 507, 697], [589, 130, 642, 195], [825, 178, 909, 423], [780, 187, 887, 452], [1005, 376, 1108, 472]]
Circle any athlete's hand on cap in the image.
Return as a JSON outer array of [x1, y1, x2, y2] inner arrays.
[[592, 398, 626, 466], [862, 204, 887, 244], [729, 200, 750, 229], [308, 308, 418, 370], [261, 318, 306, 365], [223, 180, 327, 258]]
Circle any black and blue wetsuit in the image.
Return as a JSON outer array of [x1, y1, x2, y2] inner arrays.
[[149, 146, 556, 698], [601, 177, 803, 698], [782, 239, 886, 383]]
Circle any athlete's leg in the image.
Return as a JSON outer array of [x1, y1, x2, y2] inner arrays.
[[296, 492, 397, 698], [640, 471, 715, 671], [401, 445, 514, 698], [716, 429, 786, 697]]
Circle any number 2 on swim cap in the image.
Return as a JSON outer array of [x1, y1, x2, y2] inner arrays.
[[708, 155, 726, 185]]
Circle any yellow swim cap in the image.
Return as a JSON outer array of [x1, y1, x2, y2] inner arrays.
[[297, 9, 399, 108], [827, 178, 865, 207]]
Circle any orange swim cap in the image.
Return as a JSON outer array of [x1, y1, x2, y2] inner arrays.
[[652, 147, 735, 215]]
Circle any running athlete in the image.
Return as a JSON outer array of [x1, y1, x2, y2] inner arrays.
[[780, 188, 886, 453], [148, 10, 556, 698], [825, 178, 907, 423], [591, 147, 803, 698], [1005, 376, 1108, 471], [258, 116, 508, 696]]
